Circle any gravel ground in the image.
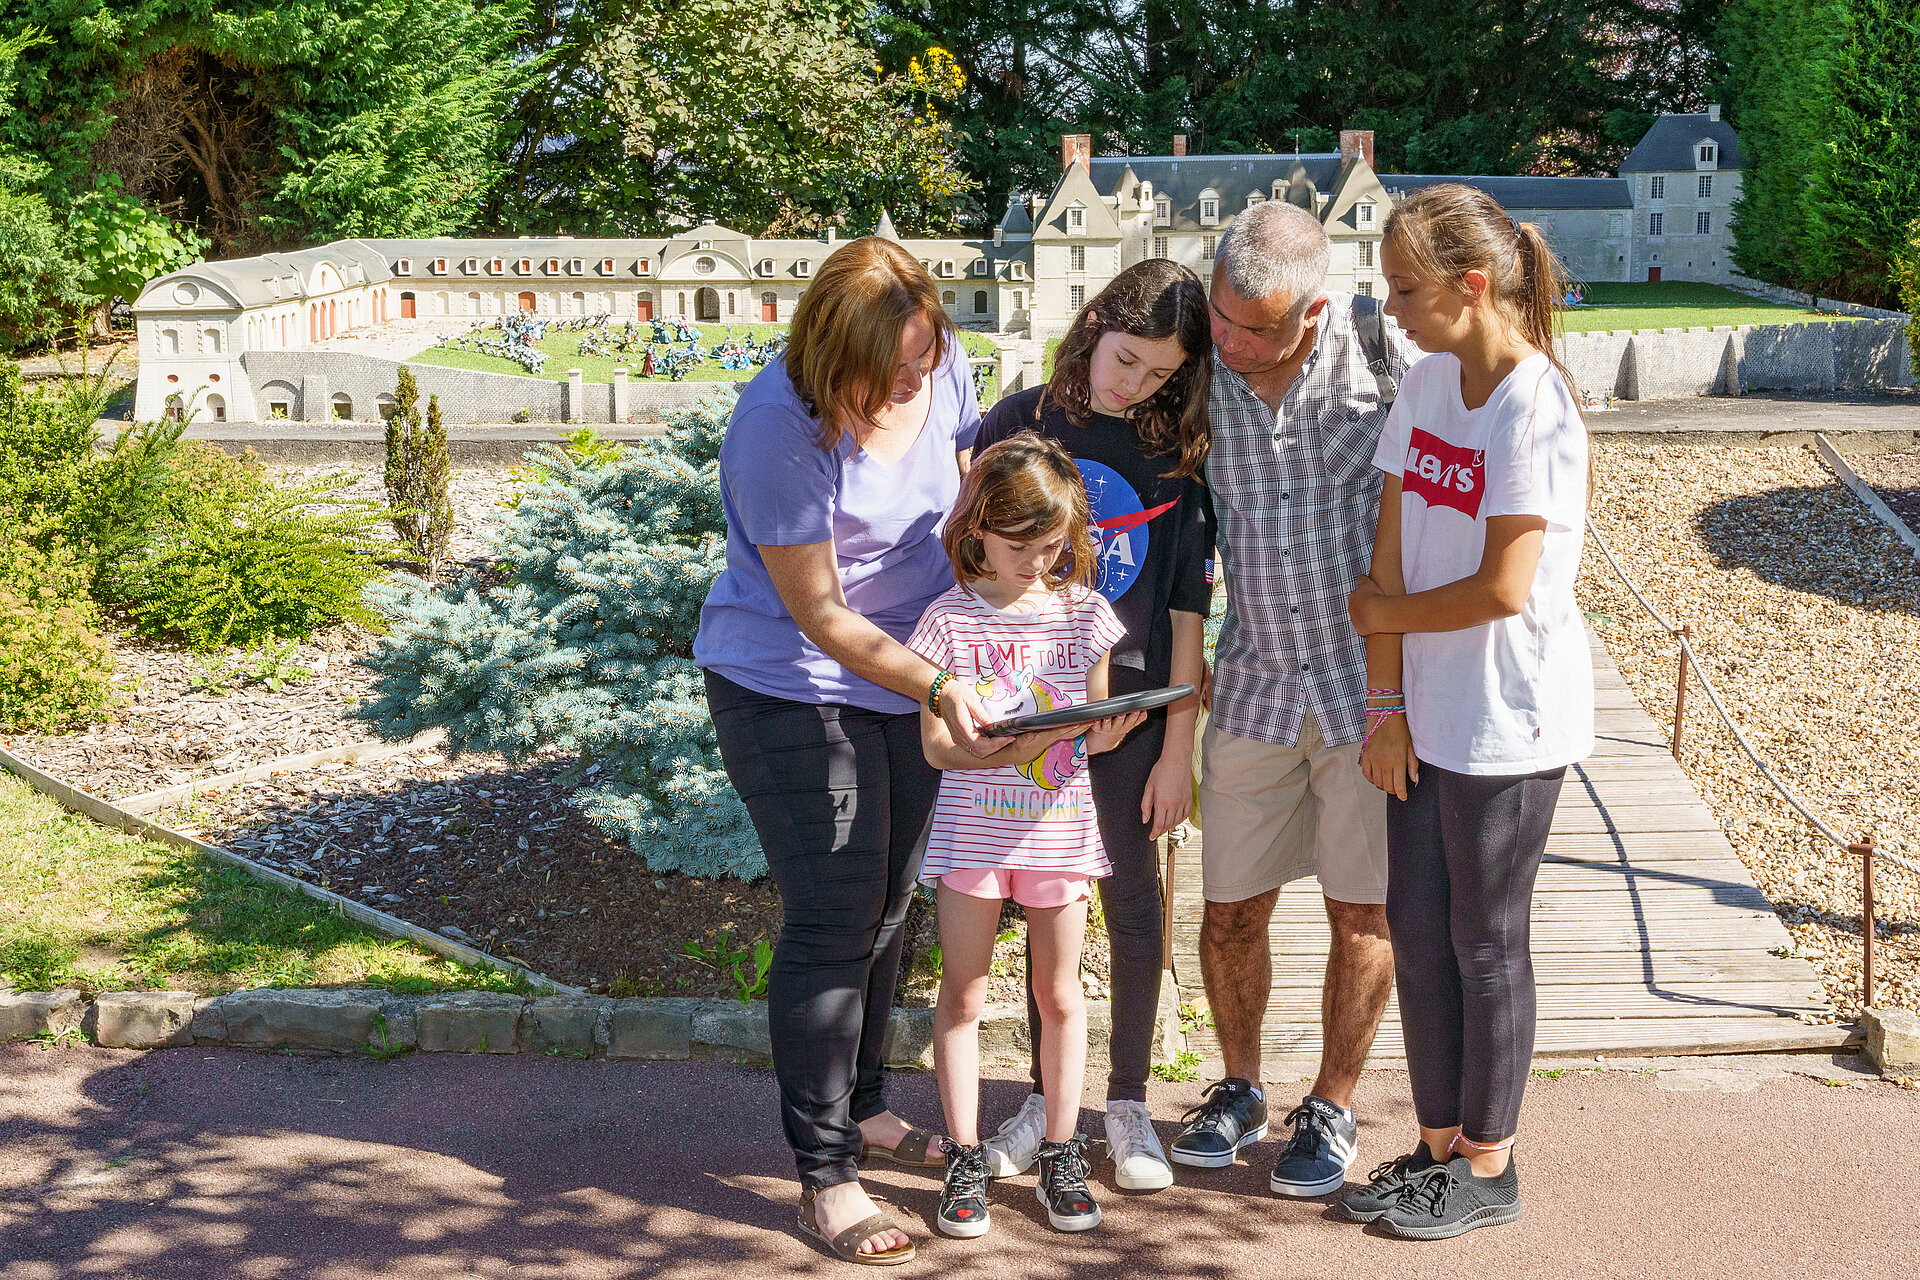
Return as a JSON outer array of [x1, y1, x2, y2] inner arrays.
[[1579, 441, 1920, 1024], [1848, 447, 1920, 532]]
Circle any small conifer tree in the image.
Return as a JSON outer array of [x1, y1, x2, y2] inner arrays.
[[383, 366, 453, 576], [356, 389, 762, 879]]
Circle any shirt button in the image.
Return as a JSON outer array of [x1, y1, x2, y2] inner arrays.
[[1290, 606, 1300, 614], [1281, 493, 1290, 501], [1300, 662, 1311, 672]]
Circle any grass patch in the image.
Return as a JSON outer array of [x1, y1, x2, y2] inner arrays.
[[1560, 282, 1852, 334], [0, 772, 534, 996], [411, 322, 1001, 387]]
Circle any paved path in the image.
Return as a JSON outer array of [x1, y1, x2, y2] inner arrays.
[[1589, 387, 1918, 445], [2, 1042, 1913, 1279], [1169, 630, 1845, 1069]]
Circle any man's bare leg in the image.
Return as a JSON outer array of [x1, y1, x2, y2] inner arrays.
[[1198, 887, 1282, 1084], [1309, 897, 1394, 1109]]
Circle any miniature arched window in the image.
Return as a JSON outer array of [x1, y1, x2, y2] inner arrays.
[[205, 394, 226, 423], [942, 290, 955, 306], [376, 393, 397, 422], [203, 327, 222, 353], [726, 292, 736, 316], [161, 328, 180, 355], [572, 291, 586, 313], [332, 393, 353, 421], [468, 292, 482, 313], [677, 292, 688, 315], [435, 292, 450, 315], [973, 291, 988, 314], [164, 394, 184, 421], [695, 257, 716, 275]]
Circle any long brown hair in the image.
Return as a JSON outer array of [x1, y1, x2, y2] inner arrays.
[[941, 432, 1097, 593], [784, 236, 953, 451], [1041, 259, 1212, 478], [1381, 184, 1578, 396]]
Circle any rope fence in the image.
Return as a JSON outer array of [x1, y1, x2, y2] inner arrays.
[[1585, 515, 1912, 1010]]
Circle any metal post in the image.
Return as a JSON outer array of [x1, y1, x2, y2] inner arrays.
[[1852, 839, 1876, 1010], [1672, 624, 1692, 760]]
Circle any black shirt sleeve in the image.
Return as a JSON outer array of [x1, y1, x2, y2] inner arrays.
[[1168, 475, 1216, 617]]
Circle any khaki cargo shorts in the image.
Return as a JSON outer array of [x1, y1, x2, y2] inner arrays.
[[1197, 711, 1388, 905]]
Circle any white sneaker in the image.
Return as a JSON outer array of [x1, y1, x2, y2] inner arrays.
[[1105, 1100, 1174, 1191], [983, 1092, 1047, 1178]]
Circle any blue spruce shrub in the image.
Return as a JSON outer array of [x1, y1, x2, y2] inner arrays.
[[355, 390, 765, 879]]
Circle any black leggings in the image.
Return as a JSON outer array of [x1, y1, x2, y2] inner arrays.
[[705, 671, 939, 1193], [1025, 699, 1169, 1104], [1385, 762, 1566, 1145]]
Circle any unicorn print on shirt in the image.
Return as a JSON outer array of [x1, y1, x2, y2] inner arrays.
[[975, 644, 1088, 791]]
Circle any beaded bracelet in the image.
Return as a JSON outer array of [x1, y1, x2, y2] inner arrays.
[[928, 670, 955, 716]]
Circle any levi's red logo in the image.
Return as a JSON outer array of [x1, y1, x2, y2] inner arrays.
[[1402, 429, 1485, 518]]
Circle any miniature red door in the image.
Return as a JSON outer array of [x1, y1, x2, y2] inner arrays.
[[1647, 267, 1661, 282], [638, 296, 653, 320], [518, 291, 537, 313], [761, 292, 778, 322], [400, 292, 416, 318]]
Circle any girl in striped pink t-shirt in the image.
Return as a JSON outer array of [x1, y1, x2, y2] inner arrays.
[[906, 433, 1143, 1238]]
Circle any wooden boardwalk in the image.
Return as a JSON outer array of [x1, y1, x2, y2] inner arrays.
[[1169, 631, 1848, 1066]]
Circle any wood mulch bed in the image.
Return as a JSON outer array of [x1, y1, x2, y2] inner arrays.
[[1847, 448, 1920, 533]]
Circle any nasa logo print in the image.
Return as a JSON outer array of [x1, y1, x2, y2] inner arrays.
[[1075, 459, 1176, 602]]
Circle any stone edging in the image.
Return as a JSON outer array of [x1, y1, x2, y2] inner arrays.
[[0, 741, 577, 995], [0, 987, 1150, 1070], [1812, 432, 1920, 563]]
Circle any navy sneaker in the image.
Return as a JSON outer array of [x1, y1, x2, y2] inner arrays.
[[1340, 1146, 1442, 1222], [1380, 1154, 1523, 1239], [1268, 1095, 1358, 1196], [1169, 1078, 1268, 1168]]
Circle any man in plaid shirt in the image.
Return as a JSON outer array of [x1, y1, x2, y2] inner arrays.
[[1169, 201, 1421, 1198]]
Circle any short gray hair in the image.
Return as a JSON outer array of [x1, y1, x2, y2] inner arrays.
[[1215, 201, 1330, 317]]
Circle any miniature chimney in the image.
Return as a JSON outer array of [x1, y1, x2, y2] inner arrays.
[[1172, 134, 1188, 158], [1707, 103, 1721, 122], [1339, 130, 1375, 168], [1060, 134, 1092, 172], [826, 226, 837, 244]]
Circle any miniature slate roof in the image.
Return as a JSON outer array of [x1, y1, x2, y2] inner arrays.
[[1618, 114, 1744, 172], [137, 240, 391, 310], [1034, 162, 1124, 239], [1000, 195, 1035, 235], [1089, 153, 1347, 231], [1379, 175, 1634, 210]]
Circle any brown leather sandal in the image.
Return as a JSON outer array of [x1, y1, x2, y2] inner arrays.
[[859, 1125, 945, 1168], [797, 1188, 916, 1266]]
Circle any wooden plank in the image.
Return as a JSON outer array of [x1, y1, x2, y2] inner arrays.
[[1260, 950, 1824, 986], [1244, 984, 1831, 1020], [1547, 805, 1722, 834], [1231, 1019, 1853, 1060]]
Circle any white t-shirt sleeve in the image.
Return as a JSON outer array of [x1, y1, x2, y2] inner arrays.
[[1371, 385, 1416, 479], [905, 599, 955, 670], [1480, 363, 1588, 534]]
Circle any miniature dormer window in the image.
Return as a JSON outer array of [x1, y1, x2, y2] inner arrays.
[[518, 258, 533, 273], [797, 259, 811, 277], [1247, 191, 1265, 210], [970, 257, 987, 277], [1155, 197, 1170, 224], [942, 259, 955, 277], [637, 258, 651, 274], [1199, 192, 1219, 225], [600, 258, 616, 274], [757, 259, 775, 277], [394, 258, 412, 275], [698, 240, 712, 250], [1357, 199, 1376, 228], [1697, 142, 1717, 168], [1067, 205, 1086, 235], [568, 258, 584, 274], [546, 258, 561, 274], [490, 258, 505, 274], [1012, 261, 1027, 280], [463, 257, 479, 273], [432, 258, 448, 273]]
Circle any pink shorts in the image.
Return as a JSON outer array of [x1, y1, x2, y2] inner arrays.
[[939, 867, 1094, 910]]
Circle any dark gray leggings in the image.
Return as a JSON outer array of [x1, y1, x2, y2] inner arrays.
[[1386, 762, 1566, 1144], [1025, 703, 1168, 1104], [706, 671, 938, 1193]]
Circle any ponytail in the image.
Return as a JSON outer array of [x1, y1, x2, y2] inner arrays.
[[1515, 222, 1577, 396]]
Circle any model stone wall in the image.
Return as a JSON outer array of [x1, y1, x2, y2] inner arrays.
[[1553, 318, 1912, 401]]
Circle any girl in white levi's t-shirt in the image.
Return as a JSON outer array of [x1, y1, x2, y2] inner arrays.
[[1340, 184, 1592, 1242]]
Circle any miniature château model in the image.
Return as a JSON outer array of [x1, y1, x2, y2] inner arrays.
[[133, 112, 1742, 425]]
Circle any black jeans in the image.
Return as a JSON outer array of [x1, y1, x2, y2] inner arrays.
[[706, 671, 939, 1193], [1385, 762, 1566, 1145], [1024, 673, 1170, 1105]]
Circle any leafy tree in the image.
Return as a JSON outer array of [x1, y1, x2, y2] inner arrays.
[[490, 0, 975, 236], [0, 29, 84, 348]]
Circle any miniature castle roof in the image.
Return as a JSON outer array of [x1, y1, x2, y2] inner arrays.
[[1090, 153, 1347, 232], [1618, 114, 1743, 172], [1378, 175, 1634, 210]]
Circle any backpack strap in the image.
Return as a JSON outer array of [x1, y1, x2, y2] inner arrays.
[[1352, 293, 1398, 407]]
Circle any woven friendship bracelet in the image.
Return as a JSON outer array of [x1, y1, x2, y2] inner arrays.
[[1358, 705, 1406, 761]]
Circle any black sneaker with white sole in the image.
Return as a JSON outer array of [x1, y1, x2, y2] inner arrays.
[[1380, 1154, 1522, 1239], [1339, 1146, 1442, 1222], [937, 1141, 993, 1238], [1169, 1078, 1268, 1168], [1268, 1095, 1359, 1196], [1034, 1135, 1102, 1232]]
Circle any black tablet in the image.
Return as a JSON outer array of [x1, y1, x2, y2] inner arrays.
[[980, 684, 1195, 738]]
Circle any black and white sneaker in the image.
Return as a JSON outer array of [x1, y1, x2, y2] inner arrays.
[[1339, 1146, 1442, 1222], [1268, 1095, 1358, 1196], [1034, 1134, 1102, 1232], [937, 1141, 994, 1238], [1380, 1154, 1522, 1239], [1169, 1078, 1268, 1168]]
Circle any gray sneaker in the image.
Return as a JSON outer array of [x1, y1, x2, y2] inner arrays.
[[982, 1092, 1047, 1178], [1380, 1155, 1523, 1239], [1340, 1145, 1442, 1221], [1268, 1095, 1358, 1196]]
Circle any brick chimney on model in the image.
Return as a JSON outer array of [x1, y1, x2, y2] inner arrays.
[[1339, 129, 1375, 168], [1060, 134, 1092, 172], [1172, 134, 1188, 158]]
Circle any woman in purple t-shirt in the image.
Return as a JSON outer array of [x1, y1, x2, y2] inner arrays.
[[695, 237, 996, 1264]]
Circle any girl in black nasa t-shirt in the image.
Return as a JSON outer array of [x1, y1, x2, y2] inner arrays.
[[974, 260, 1214, 1195]]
